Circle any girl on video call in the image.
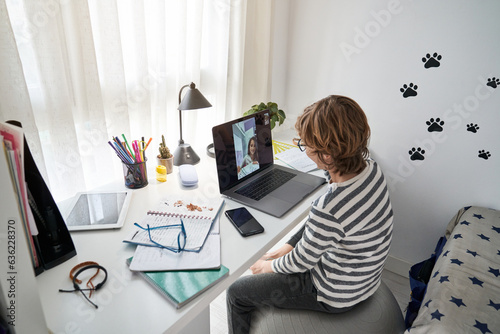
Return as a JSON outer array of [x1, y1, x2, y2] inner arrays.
[[226, 95, 394, 334], [242, 136, 258, 167]]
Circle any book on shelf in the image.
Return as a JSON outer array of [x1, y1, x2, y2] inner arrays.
[[127, 257, 229, 309], [1, 121, 77, 275], [0, 125, 47, 333], [0, 122, 40, 271]]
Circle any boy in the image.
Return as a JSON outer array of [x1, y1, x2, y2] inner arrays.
[[226, 95, 394, 334]]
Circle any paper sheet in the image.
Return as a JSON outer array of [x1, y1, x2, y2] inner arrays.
[[275, 147, 317, 173], [129, 233, 221, 271], [129, 218, 221, 271]]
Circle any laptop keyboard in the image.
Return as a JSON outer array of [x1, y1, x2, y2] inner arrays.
[[235, 169, 296, 201]]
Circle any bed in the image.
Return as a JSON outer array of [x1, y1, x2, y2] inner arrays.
[[405, 206, 500, 333]]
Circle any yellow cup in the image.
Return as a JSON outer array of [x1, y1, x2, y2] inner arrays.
[[156, 165, 167, 182]]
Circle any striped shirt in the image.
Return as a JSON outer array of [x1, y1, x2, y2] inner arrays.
[[272, 160, 393, 308]]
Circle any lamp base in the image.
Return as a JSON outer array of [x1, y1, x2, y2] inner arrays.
[[173, 143, 200, 166]]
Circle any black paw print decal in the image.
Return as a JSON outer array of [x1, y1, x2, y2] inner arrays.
[[478, 150, 491, 160], [467, 123, 480, 133], [426, 118, 444, 132], [409, 147, 425, 161], [422, 52, 442, 69], [487, 77, 499, 89], [400, 83, 418, 98]]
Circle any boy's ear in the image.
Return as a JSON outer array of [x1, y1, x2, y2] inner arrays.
[[322, 154, 333, 163]]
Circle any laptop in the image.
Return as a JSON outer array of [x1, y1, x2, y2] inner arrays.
[[212, 110, 326, 217]]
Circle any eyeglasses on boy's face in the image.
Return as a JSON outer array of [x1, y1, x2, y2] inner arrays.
[[293, 138, 308, 152]]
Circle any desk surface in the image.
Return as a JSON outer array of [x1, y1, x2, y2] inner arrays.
[[36, 138, 327, 334]]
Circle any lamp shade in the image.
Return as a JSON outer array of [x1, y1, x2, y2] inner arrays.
[[178, 82, 212, 110]]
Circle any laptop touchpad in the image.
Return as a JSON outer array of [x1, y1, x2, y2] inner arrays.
[[271, 181, 313, 203]]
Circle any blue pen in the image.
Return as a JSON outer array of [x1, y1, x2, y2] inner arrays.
[[114, 137, 132, 160], [109, 141, 127, 161], [114, 142, 134, 164]]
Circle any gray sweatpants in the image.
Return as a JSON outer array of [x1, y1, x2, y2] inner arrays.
[[226, 271, 352, 334]]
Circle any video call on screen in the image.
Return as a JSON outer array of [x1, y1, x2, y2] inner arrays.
[[213, 112, 273, 191]]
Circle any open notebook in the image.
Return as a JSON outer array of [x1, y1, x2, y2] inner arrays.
[[124, 196, 224, 271]]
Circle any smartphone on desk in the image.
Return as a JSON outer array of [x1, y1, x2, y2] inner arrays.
[[225, 207, 264, 237]]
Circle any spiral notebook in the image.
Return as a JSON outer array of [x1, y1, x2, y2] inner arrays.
[[128, 219, 221, 271], [123, 196, 223, 250]]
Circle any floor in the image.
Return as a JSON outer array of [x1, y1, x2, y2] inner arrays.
[[208, 223, 410, 334]]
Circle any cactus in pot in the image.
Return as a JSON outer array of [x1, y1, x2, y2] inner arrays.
[[157, 135, 173, 174], [158, 135, 172, 159]]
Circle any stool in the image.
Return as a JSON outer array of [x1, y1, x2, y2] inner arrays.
[[250, 281, 405, 334]]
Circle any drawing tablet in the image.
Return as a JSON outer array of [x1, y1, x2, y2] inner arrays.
[[64, 191, 132, 231]]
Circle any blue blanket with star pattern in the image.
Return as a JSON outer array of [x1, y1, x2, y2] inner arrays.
[[406, 206, 500, 334]]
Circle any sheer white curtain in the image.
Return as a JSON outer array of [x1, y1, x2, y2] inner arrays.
[[0, 0, 274, 201]]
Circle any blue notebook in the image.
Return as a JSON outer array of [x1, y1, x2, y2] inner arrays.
[[127, 257, 229, 309]]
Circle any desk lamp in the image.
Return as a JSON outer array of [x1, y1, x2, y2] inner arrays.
[[174, 82, 212, 166]]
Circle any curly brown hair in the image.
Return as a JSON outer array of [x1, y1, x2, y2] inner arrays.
[[295, 95, 370, 176]]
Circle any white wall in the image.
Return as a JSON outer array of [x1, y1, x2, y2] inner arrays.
[[271, 0, 500, 265]]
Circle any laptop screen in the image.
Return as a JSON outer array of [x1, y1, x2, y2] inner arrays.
[[212, 110, 274, 192]]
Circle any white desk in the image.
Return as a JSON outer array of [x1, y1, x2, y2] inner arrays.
[[36, 141, 326, 334]]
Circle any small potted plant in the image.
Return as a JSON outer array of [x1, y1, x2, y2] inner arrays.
[[243, 102, 286, 130], [157, 135, 174, 174]]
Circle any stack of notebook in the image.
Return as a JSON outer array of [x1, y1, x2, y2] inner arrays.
[[124, 196, 229, 309]]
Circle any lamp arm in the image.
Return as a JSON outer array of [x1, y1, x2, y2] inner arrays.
[[178, 109, 184, 144], [178, 84, 190, 104], [177, 84, 190, 144]]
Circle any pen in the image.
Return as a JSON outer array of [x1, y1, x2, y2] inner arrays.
[[114, 137, 128, 157], [144, 137, 152, 150], [122, 134, 135, 161], [109, 135, 152, 165], [109, 141, 125, 162], [131, 140, 137, 162], [141, 136, 147, 161], [132, 140, 142, 163], [113, 142, 134, 164], [113, 144, 134, 166], [137, 141, 143, 162], [108, 141, 122, 160]]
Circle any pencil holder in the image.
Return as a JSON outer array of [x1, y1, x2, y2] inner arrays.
[[122, 160, 148, 189]]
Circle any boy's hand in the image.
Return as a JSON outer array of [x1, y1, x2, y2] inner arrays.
[[250, 244, 294, 274], [262, 244, 293, 260], [250, 259, 273, 274]]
